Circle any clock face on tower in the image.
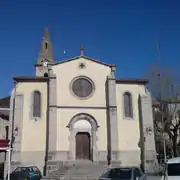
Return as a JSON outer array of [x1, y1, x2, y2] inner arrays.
[[41, 59, 49, 67]]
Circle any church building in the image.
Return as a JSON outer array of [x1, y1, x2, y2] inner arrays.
[[7, 28, 158, 175]]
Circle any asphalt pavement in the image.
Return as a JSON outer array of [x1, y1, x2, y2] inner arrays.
[[147, 176, 161, 180]]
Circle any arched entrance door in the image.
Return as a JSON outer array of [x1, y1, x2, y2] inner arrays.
[[76, 132, 90, 160]]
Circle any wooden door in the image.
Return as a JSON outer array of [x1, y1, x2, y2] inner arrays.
[[76, 132, 90, 159]]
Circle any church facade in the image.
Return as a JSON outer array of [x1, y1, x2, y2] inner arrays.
[[7, 29, 158, 174]]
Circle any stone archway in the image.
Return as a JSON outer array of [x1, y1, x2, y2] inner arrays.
[[67, 113, 99, 161]]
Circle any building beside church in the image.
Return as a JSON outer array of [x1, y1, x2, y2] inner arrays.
[[7, 28, 158, 175], [0, 97, 10, 179], [0, 96, 9, 145]]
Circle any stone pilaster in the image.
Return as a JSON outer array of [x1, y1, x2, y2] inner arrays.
[[11, 93, 24, 161], [4, 91, 24, 178], [139, 91, 158, 174], [106, 74, 119, 162], [48, 69, 57, 160]]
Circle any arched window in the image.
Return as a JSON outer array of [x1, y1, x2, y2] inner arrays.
[[45, 42, 48, 50], [33, 91, 41, 118], [123, 92, 133, 118], [44, 73, 48, 77]]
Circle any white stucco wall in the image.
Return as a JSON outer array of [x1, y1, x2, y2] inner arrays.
[[116, 84, 146, 151], [56, 108, 107, 151], [52, 57, 111, 107], [14, 82, 47, 153], [53, 57, 111, 152], [13, 56, 150, 166]]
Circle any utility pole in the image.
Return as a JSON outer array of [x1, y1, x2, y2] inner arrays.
[[158, 73, 167, 163], [156, 40, 167, 163]]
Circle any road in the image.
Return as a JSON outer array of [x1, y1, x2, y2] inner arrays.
[[147, 176, 161, 180]]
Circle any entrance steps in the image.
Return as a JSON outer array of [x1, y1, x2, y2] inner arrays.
[[42, 160, 108, 180]]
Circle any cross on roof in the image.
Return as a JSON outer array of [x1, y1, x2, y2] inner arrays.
[[80, 45, 84, 56]]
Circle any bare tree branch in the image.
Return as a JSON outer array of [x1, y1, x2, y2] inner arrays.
[[148, 64, 180, 156]]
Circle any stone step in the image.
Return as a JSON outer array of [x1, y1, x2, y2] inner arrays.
[[43, 178, 98, 180], [63, 170, 105, 175], [42, 176, 99, 180], [42, 177, 60, 180], [44, 162, 107, 180], [61, 177, 98, 180], [47, 172, 102, 177]]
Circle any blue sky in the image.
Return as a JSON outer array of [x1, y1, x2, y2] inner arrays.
[[0, 0, 180, 97]]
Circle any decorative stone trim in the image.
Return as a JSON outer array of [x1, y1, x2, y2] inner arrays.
[[29, 90, 42, 121], [106, 76, 119, 161], [67, 113, 99, 130], [138, 92, 158, 173], [12, 94, 24, 161], [48, 71, 57, 152], [122, 91, 134, 120], [67, 113, 100, 162], [69, 76, 95, 100]]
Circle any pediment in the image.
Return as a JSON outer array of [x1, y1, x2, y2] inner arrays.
[[52, 55, 114, 80], [53, 55, 115, 68]]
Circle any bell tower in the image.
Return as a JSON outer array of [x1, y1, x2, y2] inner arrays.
[[35, 28, 54, 76]]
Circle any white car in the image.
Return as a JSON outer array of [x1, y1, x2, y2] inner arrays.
[[161, 157, 180, 180]]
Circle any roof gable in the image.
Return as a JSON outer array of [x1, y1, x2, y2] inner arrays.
[[116, 78, 148, 85], [52, 55, 115, 68]]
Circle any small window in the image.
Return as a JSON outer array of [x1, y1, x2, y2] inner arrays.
[[44, 73, 48, 77], [123, 92, 133, 118], [109, 168, 132, 179], [28, 168, 33, 172], [167, 163, 180, 176], [5, 126, 9, 140], [32, 166, 39, 172], [99, 169, 111, 178], [22, 168, 26, 172], [32, 91, 41, 118], [45, 42, 48, 50], [14, 167, 21, 173]]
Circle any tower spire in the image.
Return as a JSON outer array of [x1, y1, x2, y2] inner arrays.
[[43, 27, 50, 40], [37, 27, 54, 65]]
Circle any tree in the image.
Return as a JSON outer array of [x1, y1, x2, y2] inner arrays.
[[148, 64, 180, 157]]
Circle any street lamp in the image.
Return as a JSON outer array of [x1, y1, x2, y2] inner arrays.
[[7, 142, 12, 180]]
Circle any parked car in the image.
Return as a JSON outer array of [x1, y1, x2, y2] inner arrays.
[[6, 166, 42, 180], [161, 157, 180, 180], [99, 167, 147, 180]]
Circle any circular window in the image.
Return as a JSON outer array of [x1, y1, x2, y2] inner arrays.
[[72, 77, 94, 98]]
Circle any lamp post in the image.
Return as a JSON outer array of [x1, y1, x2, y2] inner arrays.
[[7, 142, 12, 180]]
